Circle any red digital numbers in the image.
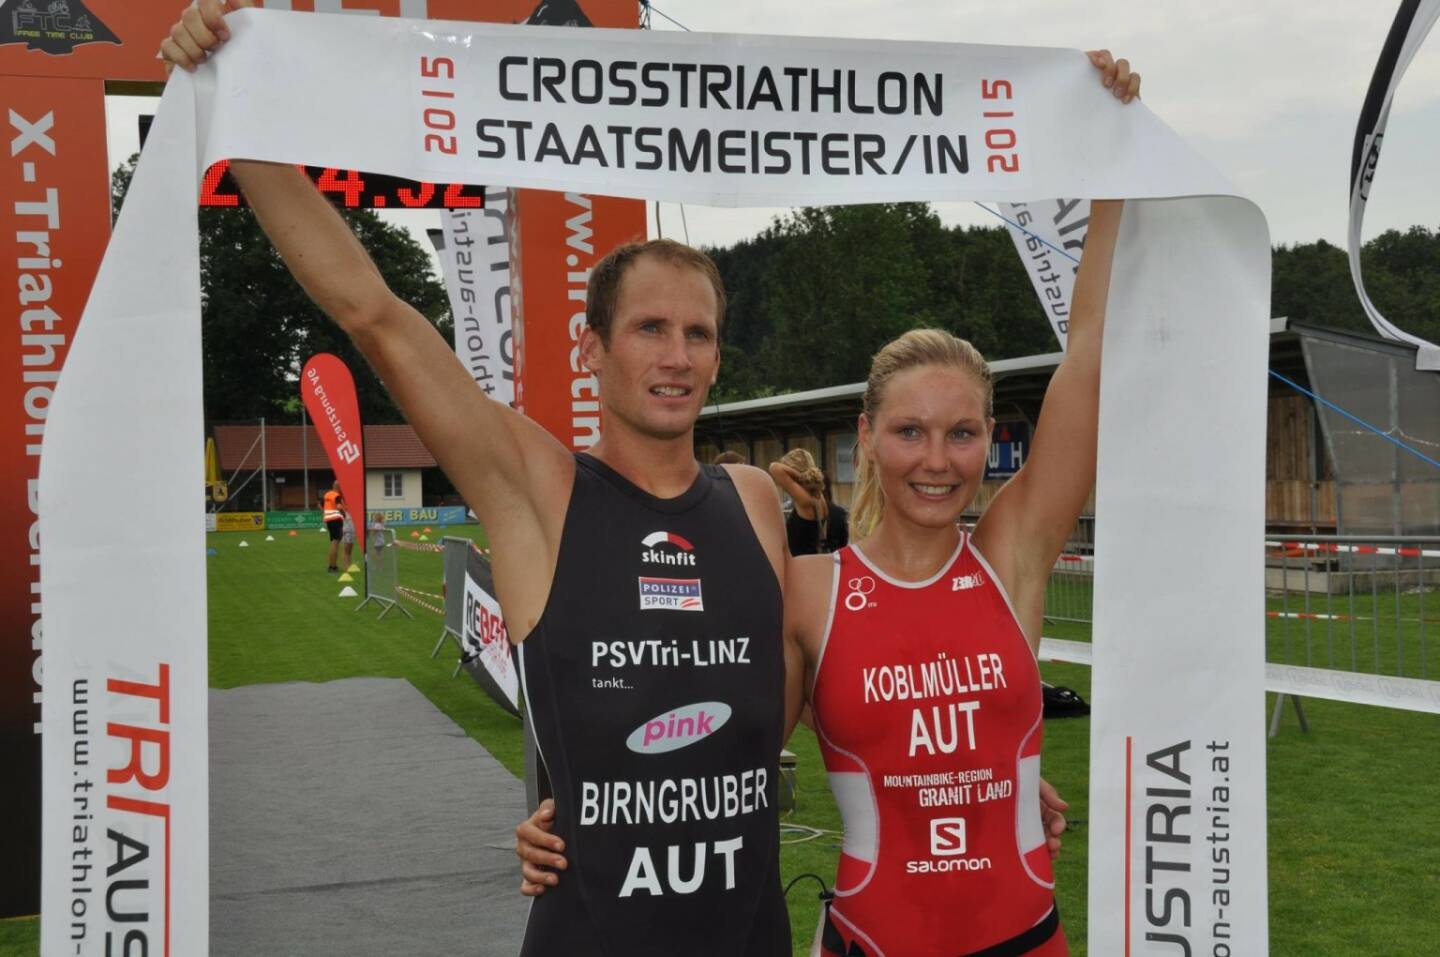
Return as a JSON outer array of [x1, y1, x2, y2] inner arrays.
[[443, 183, 483, 208], [317, 167, 366, 207], [397, 181, 436, 208], [419, 55, 459, 156], [200, 160, 241, 206], [980, 79, 1020, 174], [197, 161, 482, 209]]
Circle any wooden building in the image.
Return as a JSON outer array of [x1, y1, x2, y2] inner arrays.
[[212, 423, 438, 512]]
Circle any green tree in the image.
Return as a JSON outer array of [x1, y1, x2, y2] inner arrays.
[[1271, 227, 1440, 347], [753, 203, 943, 390], [112, 156, 449, 425], [707, 203, 1064, 400]]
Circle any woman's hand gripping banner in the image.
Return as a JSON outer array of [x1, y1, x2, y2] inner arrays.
[[40, 10, 1272, 955]]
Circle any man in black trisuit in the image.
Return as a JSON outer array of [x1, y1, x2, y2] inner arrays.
[[518, 445, 788, 954], [161, 15, 792, 955], [504, 241, 791, 955]]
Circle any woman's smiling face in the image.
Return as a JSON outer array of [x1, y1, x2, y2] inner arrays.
[[860, 363, 993, 529]]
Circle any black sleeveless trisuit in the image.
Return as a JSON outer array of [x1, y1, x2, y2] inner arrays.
[[518, 454, 790, 956]]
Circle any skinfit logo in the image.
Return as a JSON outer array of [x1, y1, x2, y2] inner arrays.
[[2, 0, 121, 55], [641, 531, 696, 567], [638, 577, 703, 611], [626, 701, 731, 754]]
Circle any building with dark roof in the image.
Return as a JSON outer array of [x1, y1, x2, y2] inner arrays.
[[212, 424, 439, 511]]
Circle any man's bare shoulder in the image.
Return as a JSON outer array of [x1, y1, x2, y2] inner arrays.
[[720, 464, 782, 521]]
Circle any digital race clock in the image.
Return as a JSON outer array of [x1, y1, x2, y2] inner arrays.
[[137, 115, 483, 209], [199, 159, 485, 209]]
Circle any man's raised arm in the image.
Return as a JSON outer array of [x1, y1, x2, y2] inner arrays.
[[224, 159, 572, 538], [160, 0, 575, 624]]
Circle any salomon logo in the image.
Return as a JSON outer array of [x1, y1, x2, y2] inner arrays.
[[929, 817, 967, 855]]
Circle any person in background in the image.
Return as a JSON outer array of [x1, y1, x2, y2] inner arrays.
[[769, 448, 829, 555], [819, 471, 849, 553], [712, 450, 747, 465], [340, 510, 357, 570], [321, 480, 345, 572], [367, 511, 388, 553]]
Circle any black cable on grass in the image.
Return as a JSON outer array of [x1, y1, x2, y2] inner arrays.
[[783, 872, 830, 900]]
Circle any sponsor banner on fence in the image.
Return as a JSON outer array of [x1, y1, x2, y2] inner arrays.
[[460, 544, 520, 716], [213, 511, 265, 532], [42, 12, 1271, 954], [265, 509, 323, 529], [376, 505, 470, 526]]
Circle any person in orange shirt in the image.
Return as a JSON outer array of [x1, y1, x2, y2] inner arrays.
[[321, 481, 346, 573]]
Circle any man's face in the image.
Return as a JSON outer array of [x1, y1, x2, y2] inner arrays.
[[581, 255, 721, 442]]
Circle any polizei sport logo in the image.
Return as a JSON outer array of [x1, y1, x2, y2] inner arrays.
[[638, 577, 703, 611], [641, 530, 696, 567]]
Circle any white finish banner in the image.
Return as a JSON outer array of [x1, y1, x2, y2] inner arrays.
[[1348, 0, 1440, 369], [40, 10, 1271, 954], [434, 195, 517, 406], [999, 198, 1089, 349]]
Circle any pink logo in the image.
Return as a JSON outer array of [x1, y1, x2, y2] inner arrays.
[[626, 701, 732, 754]]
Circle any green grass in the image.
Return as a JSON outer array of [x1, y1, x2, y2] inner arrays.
[[4, 534, 1438, 956]]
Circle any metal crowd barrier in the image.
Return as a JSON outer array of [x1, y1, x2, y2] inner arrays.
[[429, 536, 472, 675], [1264, 535, 1437, 679], [1043, 516, 1095, 628], [1039, 530, 1440, 729], [355, 527, 412, 620]]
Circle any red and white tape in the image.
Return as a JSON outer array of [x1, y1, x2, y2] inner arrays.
[[396, 540, 445, 553], [1266, 540, 1440, 560], [395, 585, 443, 615]]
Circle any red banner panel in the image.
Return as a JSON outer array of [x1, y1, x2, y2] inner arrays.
[[511, 191, 647, 449], [301, 354, 367, 551], [0, 75, 111, 917]]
